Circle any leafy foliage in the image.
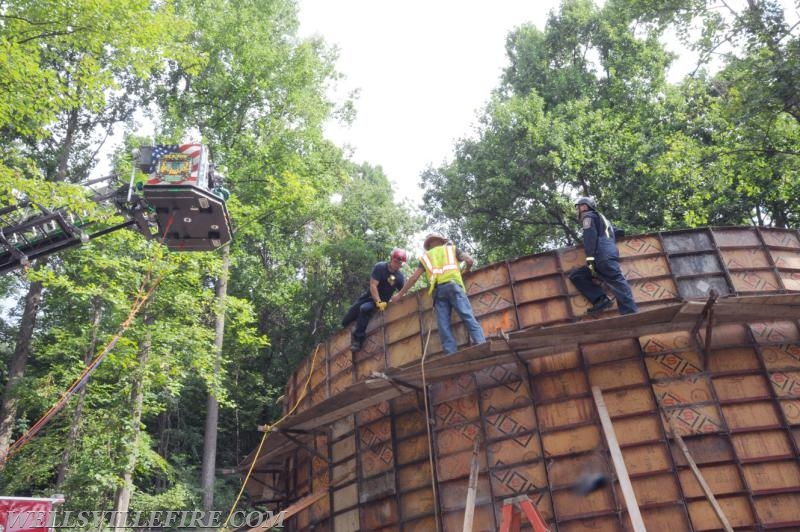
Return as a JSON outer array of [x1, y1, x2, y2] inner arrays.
[[1, 0, 418, 518], [423, 0, 800, 263], [0, 0, 797, 524]]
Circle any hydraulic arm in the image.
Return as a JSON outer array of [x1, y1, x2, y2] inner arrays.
[[0, 143, 232, 274]]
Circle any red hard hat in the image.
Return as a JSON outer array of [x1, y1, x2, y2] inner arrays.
[[391, 248, 408, 262]]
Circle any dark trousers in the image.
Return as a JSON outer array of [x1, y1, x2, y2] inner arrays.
[[341, 294, 376, 341], [569, 258, 638, 314]]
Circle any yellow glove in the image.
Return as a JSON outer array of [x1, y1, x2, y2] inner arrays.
[[376, 301, 388, 312]]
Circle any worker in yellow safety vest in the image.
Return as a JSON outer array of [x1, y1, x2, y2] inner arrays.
[[391, 233, 486, 354]]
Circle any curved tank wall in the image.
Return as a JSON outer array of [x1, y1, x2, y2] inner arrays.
[[242, 226, 800, 531]]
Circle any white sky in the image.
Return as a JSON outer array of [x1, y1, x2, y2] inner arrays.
[[297, 0, 799, 210], [297, 0, 564, 207]]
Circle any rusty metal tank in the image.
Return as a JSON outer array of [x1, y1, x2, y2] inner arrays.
[[241, 226, 800, 531]]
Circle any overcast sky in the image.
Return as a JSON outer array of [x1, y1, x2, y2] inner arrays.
[[297, 0, 563, 207]]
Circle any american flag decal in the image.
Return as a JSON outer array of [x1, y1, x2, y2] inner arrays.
[[147, 144, 204, 186]]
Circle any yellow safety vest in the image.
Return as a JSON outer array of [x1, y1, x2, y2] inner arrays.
[[420, 244, 465, 295]]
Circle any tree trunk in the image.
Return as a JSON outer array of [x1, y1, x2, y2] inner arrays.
[[56, 297, 103, 488], [0, 280, 43, 463], [56, 108, 78, 181], [201, 246, 230, 512], [155, 408, 172, 491], [0, 86, 73, 467], [112, 313, 152, 528]]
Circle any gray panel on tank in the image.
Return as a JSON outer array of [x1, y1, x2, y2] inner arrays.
[[662, 232, 714, 253], [677, 276, 731, 299], [669, 253, 723, 276]]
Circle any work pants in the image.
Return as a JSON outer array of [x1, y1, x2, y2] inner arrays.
[[569, 257, 638, 314], [433, 282, 486, 354], [341, 295, 376, 341]]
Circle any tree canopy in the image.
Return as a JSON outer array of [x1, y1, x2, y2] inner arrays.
[[0, 0, 798, 524], [423, 0, 800, 262], [0, 0, 419, 519]]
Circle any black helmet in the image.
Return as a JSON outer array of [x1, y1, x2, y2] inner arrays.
[[575, 196, 597, 210]]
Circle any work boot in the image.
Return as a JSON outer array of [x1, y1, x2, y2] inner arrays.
[[586, 295, 613, 314], [350, 334, 363, 353]]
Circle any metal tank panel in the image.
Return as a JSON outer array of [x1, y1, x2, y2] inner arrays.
[[242, 227, 800, 531]]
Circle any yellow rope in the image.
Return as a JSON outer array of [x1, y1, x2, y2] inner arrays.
[[223, 343, 322, 531]]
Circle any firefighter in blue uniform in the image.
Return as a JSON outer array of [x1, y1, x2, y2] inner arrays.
[[569, 197, 638, 315]]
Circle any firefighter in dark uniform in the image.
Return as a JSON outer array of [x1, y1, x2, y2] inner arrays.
[[342, 248, 407, 352], [569, 197, 638, 315]]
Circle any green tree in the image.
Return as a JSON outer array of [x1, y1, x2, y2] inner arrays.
[[0, 0, 192, 188], [0, 0, 191, 469], [424, 0, 678, 261], [138, 0, 414, 512], [145, 0, 340, 510], [624, 0, 800, 226], [423, 0, 799, 263]]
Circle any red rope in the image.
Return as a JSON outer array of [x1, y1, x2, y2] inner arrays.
[[0, 248, 169, 468], [2, 208, 190, 467]]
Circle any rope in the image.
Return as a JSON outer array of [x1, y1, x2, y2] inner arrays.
[[0, 210, 179, 467], [222, 343, 322, 531], [0, 258, 168, 468], [420, 317, 442, 532]]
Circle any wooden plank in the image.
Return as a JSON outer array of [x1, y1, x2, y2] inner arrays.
[[511, 303, 686, 339], [396, 311, 702, 385], [249, 292, 800, 470], [403, 353, 519, 382], [710, 302, 800, 321], [506, 304, 704, 349], [507, 317, 697, 351], [267, 293, 800, 441], [591, 387, 647, 532], [500, 295, 800, 349], [462, 438, 481, 532], [397, 314, 700, 385], [732, 293, 800, 305], [668, 417, 734, 532], [284, 385, 403, 431], [250, 489, 327, 531], [244, 431, 311, 469]]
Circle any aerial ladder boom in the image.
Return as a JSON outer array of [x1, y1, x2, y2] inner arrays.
[[0, 143, 232, 274], [0, 200, 93, 273]]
